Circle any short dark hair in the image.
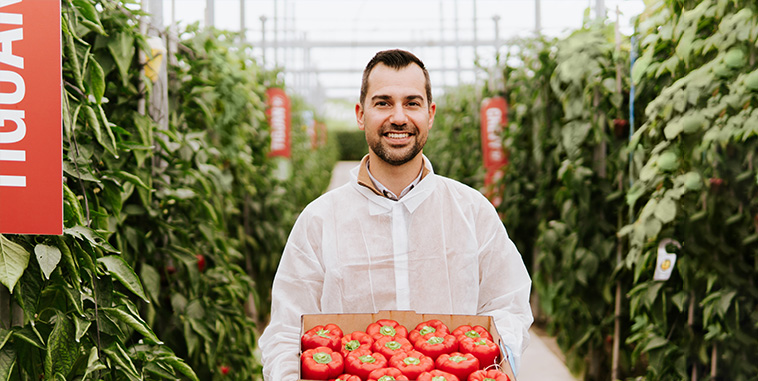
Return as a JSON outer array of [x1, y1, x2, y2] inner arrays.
[[360, 49, 432, 107]]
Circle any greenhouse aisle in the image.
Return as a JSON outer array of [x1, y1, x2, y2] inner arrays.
[[326, 161, 578, 381]]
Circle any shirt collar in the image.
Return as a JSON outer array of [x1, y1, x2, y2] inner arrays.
[[357, 155, 429, 201]]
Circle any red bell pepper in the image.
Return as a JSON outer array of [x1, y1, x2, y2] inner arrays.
[[372, 336, 414, 360], [341, 331, 375, 358], [389, 350, 434, 380], [366, 319, 408, 341], [466, 369, 511, 381], [303, 324, 345, 352], [413, 333, 458, 360], [331, 374, 362, 381], [301, 346, 344, 380], [408, 319, 450, 344], [451, 325, 493, 342], [458, 337, 499, 369], [344, 348, 388, 380], [416, 369, 461, 381], [435, 352, 479, 381], [367, 367, 410, 381]]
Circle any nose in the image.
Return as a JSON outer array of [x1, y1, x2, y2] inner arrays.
[[388, 104, 408, 126]]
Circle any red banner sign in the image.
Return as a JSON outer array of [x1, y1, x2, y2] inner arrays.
[[480, 96, 509, 208], [266, 87, 291, 158], [0, 0, 62, 235], [480, 96, 508, 171]]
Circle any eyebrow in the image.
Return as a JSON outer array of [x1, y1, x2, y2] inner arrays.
[[370, 94, 425, 103]]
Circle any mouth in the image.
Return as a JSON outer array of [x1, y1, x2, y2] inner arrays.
[[384, 132, 413, 139]]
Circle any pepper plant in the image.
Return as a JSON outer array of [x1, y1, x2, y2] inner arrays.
[[1, 1, 198, 379], [622, 0, 758, 378], [0, 0, 335, 380]]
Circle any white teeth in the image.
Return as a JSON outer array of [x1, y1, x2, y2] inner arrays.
[[387, 133, 409, 139]]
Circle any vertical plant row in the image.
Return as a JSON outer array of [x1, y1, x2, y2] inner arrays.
[[0, 0, 336, 380], [623, 0, 758, 379], [430, 1, 758, 380], [498, 22, 634, 379]]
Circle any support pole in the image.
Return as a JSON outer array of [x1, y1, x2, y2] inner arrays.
[[260, 15, 267, 67], [595, 0, 606, 20], [535, 0, 541, 34], [274, 0, 278, 68], [205, 0, 215, 27], [240, 0, 246, 42], [453, 0, 461, 85], [439, 0, 446, 88]]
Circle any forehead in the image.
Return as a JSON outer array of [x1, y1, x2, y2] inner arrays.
[[366, 63, 427, 100]]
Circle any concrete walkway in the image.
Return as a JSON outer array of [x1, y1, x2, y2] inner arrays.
[[326, 161, 578, 381]]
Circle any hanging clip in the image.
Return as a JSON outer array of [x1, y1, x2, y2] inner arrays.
[[654, 238, 681, 281]]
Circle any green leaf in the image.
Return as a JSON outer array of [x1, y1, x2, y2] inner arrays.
[[113, 170, 150, 190], [682, 171, 702, 191], [73, 315, 91, 343], [81, 346, 107, 381], [34, 244, 61, 280], [83, 105, 104, 150], [54, 236, 81, 286], [139, 264, 160, 304], [718, 290, 736, 317], [72, 0, 106, 35], [64, 225, 118, 253], [44, 312, 77, 378], [0, 330, 10, 352], [103, 343, 141, 381], [97, 104, 119, 158], [0, 345, 16, 381], [102, 306, 162, 345], [663, 119, 684, 140], [0, 235, 30, 293], [97, 256, 149, 302], [89, 58, 105, 104], [656, 151, 678, 171], [107, 32, 135, 86], [158, 355, 200, 381], [643, 336, 669, 352], [654, 197, 677, 224], [143, 361, 177, 379], [62, 13, 84, 90], [12, 328, 44, 349]]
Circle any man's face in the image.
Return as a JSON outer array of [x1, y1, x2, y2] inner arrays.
[[356, 63, 436, 166]]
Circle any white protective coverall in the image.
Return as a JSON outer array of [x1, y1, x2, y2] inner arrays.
[[258, 157, 533, 380]]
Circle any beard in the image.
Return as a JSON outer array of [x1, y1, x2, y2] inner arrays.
[[367, 124, 426, 166]]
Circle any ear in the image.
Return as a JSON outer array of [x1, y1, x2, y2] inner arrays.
[[427, 101, 437, 130], [355, 102, 365, 130]]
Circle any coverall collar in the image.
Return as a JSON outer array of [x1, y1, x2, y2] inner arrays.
[[352, 154, 435, 215]]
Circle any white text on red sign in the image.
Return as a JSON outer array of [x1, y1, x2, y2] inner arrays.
[[0, 0, 25, 188]]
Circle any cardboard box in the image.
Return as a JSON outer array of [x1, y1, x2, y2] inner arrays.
[[300, 310, 517, 380]]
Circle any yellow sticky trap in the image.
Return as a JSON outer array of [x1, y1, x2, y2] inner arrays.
[[144, 36, 166, 83]]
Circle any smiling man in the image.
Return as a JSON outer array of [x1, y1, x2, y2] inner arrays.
[[258, 49, 533, 380]]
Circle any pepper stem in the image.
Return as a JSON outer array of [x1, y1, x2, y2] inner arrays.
[[403, 356, 421, 365], [379, 325, 397, 337], [345, 340, 361, 351], [312, 352, 332, 364]]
